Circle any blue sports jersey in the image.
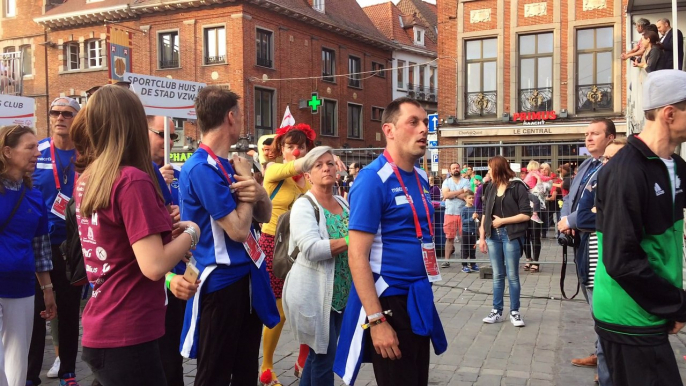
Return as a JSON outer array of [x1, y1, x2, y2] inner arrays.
[[152, 162, 174, 206], [348, 154, 435, 284], [33, 138, 76, 245], [171, 165, 181, 206]]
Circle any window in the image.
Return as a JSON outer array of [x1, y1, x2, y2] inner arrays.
[[322, 48, 335, 82], [576, 27, 613, 112], [372, 62, 385, 78], [414, 27, 424, 45], [371, 106, 384, 121], [419, 65, 426, 88], [348, 56, 361, 88], [519, 32, 553, 112], [20, 45, 30, 76], [397, 59, 405, 89], [65, 43, 79, 71], [204, 26, 226, 65], [86, 40, 102, 68], [172, 118, 186, 149], [254, 88, 274, 139], [429, 67, 437, 93], [256, 29, 273, 68], [465, 38, 497, 117], [5, 0, 15, 17], [313, 0, 324, 13], [158, 31, 179, 69], [348, 104, 363, 139], [321, 99, 337, 136], [408, 62, 416, 90]]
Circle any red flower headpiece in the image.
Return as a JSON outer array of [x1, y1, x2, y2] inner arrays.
[[276, 123, 317, 142]]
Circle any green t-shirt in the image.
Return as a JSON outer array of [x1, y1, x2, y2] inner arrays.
[[323, 208, 352, 312]]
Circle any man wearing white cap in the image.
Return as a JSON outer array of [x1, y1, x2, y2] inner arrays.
[[593, 70, 686, 385]]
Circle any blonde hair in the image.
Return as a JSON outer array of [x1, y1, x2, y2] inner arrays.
[[79, 85, 162, 216], [540, 162, 551, 171], [0, 125, 36, 193], [611, 137, 628, 146], [526, 160, 540, 171]]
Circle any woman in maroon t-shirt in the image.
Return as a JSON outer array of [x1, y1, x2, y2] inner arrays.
[[73, 85, 200, 385]]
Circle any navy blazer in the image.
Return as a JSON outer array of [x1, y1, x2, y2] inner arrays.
[[561, 157, 597, 229], [660, 28, 684, 71]]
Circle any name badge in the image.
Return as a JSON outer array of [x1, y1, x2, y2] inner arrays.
[[244, 231, 265, 268], [51, 192, 70, 220], [395, 195, 409, 206], [422, 242, 442, 283]]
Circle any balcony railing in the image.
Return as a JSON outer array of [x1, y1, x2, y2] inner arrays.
[[465, 91, 497, 117], [159, 58, 179, 69], [406, 84, 437, 102], [577, 84, 613, 112], [257, 57, 272, 68], [204, 55, 226, 65], [519, 87, 553, 112]]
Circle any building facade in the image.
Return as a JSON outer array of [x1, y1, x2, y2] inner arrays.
[[437, 0, 628, 172]]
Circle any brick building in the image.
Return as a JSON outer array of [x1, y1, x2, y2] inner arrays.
[[2, 0, 396, 153], [437, 0, 628, 171]]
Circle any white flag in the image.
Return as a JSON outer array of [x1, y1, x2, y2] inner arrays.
[[280, 105, 295, 128]]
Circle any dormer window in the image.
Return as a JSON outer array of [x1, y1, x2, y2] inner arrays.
[[414, 27, 425, 46], [313, 0, 324, 13]]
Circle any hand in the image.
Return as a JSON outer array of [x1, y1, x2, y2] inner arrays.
[[333, 155, 348, 172], [168, 204, 180, 224], [169, 275, 200, 301], [472, 213, 479, 220], [370, 322, 401, 360], [492, 215, 506, 228], [621, 53, 627, 60], [232, 175, 267, 204], [41, 289, 57, 320], [479, 238, 488, 254], [231, 154, 253, 177], [159, 164, 175, 185], [557, 217, 570, 232], [670, 321, 686, 334]]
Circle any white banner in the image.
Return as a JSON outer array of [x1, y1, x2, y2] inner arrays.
[[123, 72, 206, 119], [0, 95, 35, 127]]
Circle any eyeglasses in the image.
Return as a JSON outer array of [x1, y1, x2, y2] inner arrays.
[[49, 110, 74, 119], [149, 128, 179, 141]]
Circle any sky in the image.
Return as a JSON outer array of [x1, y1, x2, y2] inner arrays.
[[356, 0, 435, 6]]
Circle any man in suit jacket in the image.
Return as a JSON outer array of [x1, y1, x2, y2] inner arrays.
[[558, 119, 616, 385], [657, 18, 684, 70]]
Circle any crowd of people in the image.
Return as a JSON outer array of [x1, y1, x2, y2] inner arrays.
[[2, 70, 686, 386]]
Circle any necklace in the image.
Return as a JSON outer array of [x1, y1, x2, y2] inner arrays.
[[52, 147, 73, 185]]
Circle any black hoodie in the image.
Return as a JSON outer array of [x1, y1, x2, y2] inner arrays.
[[481, 178, 532, 240]]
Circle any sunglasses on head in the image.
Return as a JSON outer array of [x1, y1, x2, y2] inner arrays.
[[149, 128, 179, 141], [49, 110, 75, 119]]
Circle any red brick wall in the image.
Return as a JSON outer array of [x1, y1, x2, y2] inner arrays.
[[576, 0, 615, 20], [518, 0, 554, 25], [462, 1, 498, 32], [436, 0, 457, 121]]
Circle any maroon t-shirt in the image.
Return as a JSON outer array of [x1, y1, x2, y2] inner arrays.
[[75, 166, 172, 348]]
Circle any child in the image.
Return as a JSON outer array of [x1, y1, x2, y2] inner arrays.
[[459, 191, 479, 273]]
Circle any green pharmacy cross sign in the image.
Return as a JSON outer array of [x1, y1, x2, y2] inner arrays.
[[308, 92, 322, 114]]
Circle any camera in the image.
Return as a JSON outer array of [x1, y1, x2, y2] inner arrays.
[[557, 232, 576, 247]]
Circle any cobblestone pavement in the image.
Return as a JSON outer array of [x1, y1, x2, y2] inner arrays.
[[40, 238, 686, 386]]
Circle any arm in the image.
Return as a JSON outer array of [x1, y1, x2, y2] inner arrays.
[[32, 232, 56, 320], [231, 174, 272, 223], [575, 183, 597, 232], [264, 160, 305, 184], [215, 203, 255, 243], [132, 227, 197, 281], [500, 183, 532, 225], [290, 197, 342, 262]]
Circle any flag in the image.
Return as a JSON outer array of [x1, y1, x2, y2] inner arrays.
[[280, 105, 295, 128]]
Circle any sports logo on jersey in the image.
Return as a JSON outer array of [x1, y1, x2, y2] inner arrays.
[[96, 247, 107, 261], [655, 183, 665, 196], [171, 178, 179, 190]]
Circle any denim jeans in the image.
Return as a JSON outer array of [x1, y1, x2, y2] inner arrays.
[[582, 286, 613, 386], [300, 310, 344, 386], [486, 227, 523, 312]]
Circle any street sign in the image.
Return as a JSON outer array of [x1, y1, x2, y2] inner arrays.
[[0, 95, 34, 127], [428, 113, 438, 133], [431, 150, 439, 172], [124, 72, 206, 119], [428, 133, 438, 147]]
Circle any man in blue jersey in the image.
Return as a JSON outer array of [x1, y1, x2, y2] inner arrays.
[[178, 86, 278, 385], [29, 97, 82, 386], [334, 97, 447, 386]]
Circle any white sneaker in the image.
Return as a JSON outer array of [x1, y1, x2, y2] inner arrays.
[[47, 357, 60, 378], [531, 213, 544, 224], [510, 311, 525, 327], [482, 309, 504, 324]]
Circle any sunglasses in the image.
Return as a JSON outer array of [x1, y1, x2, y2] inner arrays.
[[49, 110, 75, 119], [149, 128, 179, 141]]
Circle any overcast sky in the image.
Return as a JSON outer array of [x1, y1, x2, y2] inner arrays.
[[356, 0, 435, 6]]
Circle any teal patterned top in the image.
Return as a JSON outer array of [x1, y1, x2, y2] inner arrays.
[[324, 207, 352, 312]]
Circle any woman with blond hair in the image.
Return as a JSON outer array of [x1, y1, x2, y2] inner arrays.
[[0, 125, 56, 386], [74, 85, 199, 384]]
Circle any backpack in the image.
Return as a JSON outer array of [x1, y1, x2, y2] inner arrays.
[[60, 198, 88, 286], [272, 194, 320, 279]]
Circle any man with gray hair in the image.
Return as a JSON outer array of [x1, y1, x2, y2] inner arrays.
[[622, 18, 650, 62], [657, 18, 684, 70]]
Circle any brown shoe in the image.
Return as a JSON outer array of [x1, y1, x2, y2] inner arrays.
[[571, 353, 597, 367]]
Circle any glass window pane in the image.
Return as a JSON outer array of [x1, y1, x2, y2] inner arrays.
[[577, 29, 594, 50], [597, 27, 613, 49], [218, 28, 226, 56], [519, 35, 536, 56], [467, 62, 481, 92], [483, 38, 497, 59], [520, 58, 535, 89], [207, 30, 216, 56], [596, 52, 612, 84], [578, 53, 594, 85], [466, 40, 481, 60], [538, 33, 553, 53], [537, 57, 552, 88], [483, 61, 496, 91]]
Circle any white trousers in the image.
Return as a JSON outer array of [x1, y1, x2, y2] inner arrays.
[[0, 296, 34, 386]]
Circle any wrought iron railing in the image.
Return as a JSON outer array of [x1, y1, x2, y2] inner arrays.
[[577, 84, 613, 112], [204, 55, 226, 65], [406, 85, 437, 102], [257, 57, 272, 68], [519, 87, 553, 112], [159, 59, 179, 69], [465, 91, 497, 117]]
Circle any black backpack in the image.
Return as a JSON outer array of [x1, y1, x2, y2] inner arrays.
[[60, 198, 88, 286]]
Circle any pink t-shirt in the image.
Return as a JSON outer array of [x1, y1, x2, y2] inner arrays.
[[523, 170, 553, 189], [75, 166, 172, 348]]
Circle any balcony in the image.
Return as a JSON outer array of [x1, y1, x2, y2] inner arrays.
[[406, 84, 437, 102], [519, 87, 553, 112], [257, 57, 272, 68], [465, 91, 497, 117], [204, 55, 226, 65], [159, 59, 179, 69], [576, 84, 613, 113]]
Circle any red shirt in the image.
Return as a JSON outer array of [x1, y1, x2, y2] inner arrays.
[[75, 167, 172, 348]]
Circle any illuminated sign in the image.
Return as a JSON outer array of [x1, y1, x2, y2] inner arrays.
[[512, 111, 557, 125]]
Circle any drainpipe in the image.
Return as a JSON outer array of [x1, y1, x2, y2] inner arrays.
[[625, 8, 632, 134], [673, 0, 679, 70], [44, 28, 50, 137]]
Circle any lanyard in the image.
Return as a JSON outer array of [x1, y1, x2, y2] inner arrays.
[[383, 150, 434, 240], [199, 144, 233, 186], [50, 140, 75, 191]]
